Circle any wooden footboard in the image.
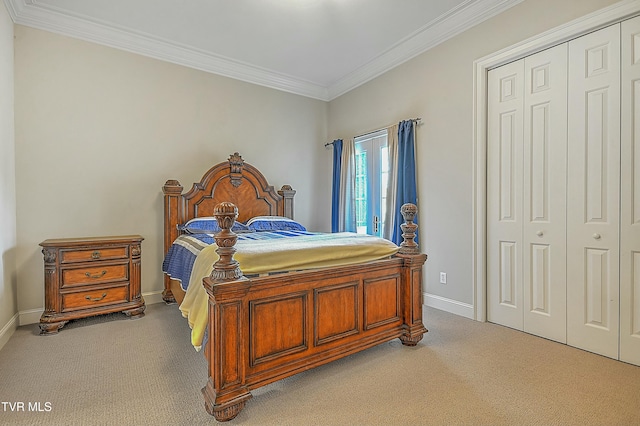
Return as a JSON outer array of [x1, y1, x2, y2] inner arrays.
[[201, 202, 427, 421]]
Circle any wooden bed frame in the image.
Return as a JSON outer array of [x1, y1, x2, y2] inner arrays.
[[162, 153, 427, 421]]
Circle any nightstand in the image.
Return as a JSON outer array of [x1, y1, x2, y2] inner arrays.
[[39, 235, 145, 335]]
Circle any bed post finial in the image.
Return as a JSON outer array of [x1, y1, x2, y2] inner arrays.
[[398, 203, 419, 255], [210, 202, 243, 281], [228, 152, 244, 188]]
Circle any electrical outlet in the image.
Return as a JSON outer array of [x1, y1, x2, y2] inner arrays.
[[439, 272, 447, 284]]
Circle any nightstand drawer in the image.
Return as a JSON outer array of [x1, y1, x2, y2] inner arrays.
[[61, 264, 129, 288], [62, 285, 129, 312], [60, 246, 129, 264]]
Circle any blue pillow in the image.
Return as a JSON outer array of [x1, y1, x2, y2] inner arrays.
[[246, 216, 306, 232], [178, 217, 251, 234]]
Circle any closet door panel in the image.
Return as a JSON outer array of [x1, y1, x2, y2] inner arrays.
[[487, 60, 524, 330], [567, 24, 620, 359], [522, 45, 568, 343], [621, 15, 640, 366]]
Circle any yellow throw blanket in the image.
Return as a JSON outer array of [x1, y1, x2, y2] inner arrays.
[[179, 232, 399, 350]]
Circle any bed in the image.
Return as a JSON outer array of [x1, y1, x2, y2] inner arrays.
[[162, 152, 427, 421]]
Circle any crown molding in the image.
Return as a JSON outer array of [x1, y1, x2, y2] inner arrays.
[[2, 0, 18, 21], [327, 0, 523, 100], [5, 0, 522, 101], [5, 0, 330, 100]]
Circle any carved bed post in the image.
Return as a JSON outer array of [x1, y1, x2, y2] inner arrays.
[[277, 185, 296, 219], [201, 202, 252, 422], [162, 180, 184, 303], [395, 203, 428, 346]]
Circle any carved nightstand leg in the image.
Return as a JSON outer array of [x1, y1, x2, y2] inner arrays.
[[123, 305, 146, 319], [39, 321, 68, 335]]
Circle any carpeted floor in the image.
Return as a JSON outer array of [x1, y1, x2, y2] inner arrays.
[[0, 303, 639, 425]]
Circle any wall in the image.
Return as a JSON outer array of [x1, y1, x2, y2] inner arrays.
[[0, 2, 17, 348], [328, 0, 620, 316], [8, 0, 628, 325], [13, 26, 329, 320]]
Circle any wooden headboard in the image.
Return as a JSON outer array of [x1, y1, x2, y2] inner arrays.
[[161, 152, 295, 303]]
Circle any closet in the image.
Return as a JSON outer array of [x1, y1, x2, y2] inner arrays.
[[486, 16, 640, 366]]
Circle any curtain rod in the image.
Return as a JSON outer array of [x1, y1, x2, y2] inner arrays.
[[324, 117, 422, 147]]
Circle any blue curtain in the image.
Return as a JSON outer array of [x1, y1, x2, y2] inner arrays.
[[330, 139, 343, 232], [391, 121, 418, 245]]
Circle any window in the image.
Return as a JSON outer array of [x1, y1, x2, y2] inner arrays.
[[354, 129, 389, 237]]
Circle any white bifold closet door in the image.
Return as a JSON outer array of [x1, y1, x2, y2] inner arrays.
[[488, 17, 640, 366], [487, 43, 568, 344], [566, 24, 621, 360], [620, 16, 640, 366]]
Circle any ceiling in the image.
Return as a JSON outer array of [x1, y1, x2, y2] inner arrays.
[[4, 0, 522, 100]]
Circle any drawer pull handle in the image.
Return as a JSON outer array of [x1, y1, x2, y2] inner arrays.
[[85, 270, 107, 279], [91, 251, 101, 259], [85, 293, 107, 302]]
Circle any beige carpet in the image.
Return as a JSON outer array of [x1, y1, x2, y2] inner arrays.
[[0, 303, 639, 425]]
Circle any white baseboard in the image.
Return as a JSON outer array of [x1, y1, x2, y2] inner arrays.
[[19, 308, 43, 326], [424, 293, 475, 319], [142, 291, 164, 305], [0, 313, 18, 351]]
